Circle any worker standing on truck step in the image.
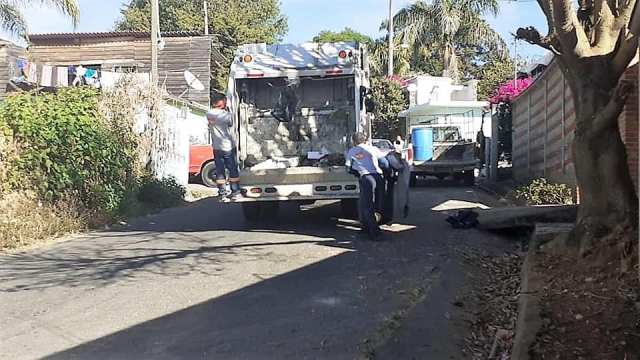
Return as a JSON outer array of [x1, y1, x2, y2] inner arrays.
[[346, 132, 390, 242], [207, 93, 241, 202]]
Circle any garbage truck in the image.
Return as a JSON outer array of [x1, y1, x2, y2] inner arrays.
[[225, 42, 374, 221]]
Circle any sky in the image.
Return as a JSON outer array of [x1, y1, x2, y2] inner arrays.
[[5, 0, 550, 59]]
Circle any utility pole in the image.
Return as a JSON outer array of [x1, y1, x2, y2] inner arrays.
[[151, 0, 159, 84], [513, 36, 518, 87], [203, 1, 209, 35], [387, 0, 394, 76]]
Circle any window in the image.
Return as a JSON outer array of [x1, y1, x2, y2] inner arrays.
[[113, 65, 138, 73], [432, 127, 461, 142]]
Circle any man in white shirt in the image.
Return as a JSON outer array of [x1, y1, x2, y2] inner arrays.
[[207, 94, 241, 200], [345, 132, 389, 241], [393, 135, 405, 153]]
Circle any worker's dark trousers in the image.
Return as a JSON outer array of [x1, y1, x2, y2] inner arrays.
[[358, 173, 384, 236]]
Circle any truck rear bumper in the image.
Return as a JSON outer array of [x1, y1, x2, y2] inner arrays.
[[410, 159, 478, 174], [233, 182, 360, 203]]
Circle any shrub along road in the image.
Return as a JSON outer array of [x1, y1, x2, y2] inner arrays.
[[0, 182, 511, 359]]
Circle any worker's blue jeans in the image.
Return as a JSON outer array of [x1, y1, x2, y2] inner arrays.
[[214, 147, 240, 195], [358, 173, 384, 237]]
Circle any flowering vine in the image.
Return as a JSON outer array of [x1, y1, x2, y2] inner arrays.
[[488, 77, 534, 104], [385, 75, 409, 87]]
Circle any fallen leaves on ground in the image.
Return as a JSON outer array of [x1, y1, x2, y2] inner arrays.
[[531, 225, 640, 359], [459, 245, 524, 359]]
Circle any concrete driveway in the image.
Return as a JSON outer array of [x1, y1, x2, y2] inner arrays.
[[0, 182, 508, 359]]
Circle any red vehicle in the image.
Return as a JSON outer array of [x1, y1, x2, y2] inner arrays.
[[189, 144, 216, 187]]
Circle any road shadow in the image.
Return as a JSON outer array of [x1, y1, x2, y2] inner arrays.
[[0, 183, 512, 359]]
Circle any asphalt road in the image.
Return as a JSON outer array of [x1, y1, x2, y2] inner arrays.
[[0, 181, 509, 360]]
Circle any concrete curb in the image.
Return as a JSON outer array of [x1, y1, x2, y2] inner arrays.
[[511, 247, 543, 359], [474, 180, 520, 206]]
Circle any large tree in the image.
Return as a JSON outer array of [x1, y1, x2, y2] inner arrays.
[[1, 0, 79, 40], [116, 0, 288, 91], [391, 0, 507, 82], [516, 0, 639, 249], [312, 28, 374, 48]]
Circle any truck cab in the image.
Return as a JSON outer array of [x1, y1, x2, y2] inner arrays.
[[226, 42, 373, 220]]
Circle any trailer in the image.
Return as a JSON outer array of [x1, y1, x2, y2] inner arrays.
[[226, 42, 374, 221]]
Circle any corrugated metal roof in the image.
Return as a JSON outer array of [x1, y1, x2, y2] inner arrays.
[[28, 31, 204, 41]]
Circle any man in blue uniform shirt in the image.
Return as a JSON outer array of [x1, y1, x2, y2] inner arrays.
[[345, 132, 389, 241]]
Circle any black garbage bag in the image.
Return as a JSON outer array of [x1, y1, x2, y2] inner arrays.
[[272, 87, 298, 123], [445, 209, 480, 229]]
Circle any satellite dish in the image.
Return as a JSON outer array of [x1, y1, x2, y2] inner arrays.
[[184, 70, 205, 91]]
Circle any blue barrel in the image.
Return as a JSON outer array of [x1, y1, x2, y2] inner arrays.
[[411, 127, 434, 161]]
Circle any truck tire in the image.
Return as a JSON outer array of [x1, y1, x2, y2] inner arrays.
[[452, 172, 464, 181], [340, 199, 358, 219], [242, 203, 262, 221], [463, 170, 475, 186], [201, 161, 217, 188]]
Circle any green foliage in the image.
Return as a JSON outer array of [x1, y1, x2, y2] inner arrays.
[[136, 173, 186, 210], [115, 0, 288, 92], [370, 77, 409, 139], [390, 0, 506, 82], [312, 28, 375, 48], [495, 103, 513, 161], [0, 88, 134, 213], [516, 178, 574, 205]]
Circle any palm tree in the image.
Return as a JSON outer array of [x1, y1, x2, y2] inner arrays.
[[0, 0, 80, 40], [392, 0, 507, 82]]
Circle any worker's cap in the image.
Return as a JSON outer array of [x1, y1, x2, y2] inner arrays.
[[351, 132, 367, 143]]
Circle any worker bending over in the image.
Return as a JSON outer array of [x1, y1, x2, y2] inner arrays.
[[346, 132, 390, 241]]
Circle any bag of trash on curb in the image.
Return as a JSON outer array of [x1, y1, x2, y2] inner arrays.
[[445, 209, 479, 229]]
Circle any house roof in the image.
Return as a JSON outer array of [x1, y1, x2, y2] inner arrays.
[[28, 31, 204, 41]]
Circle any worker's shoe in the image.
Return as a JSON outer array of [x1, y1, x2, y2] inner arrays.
[[230, 190, 243, 199]]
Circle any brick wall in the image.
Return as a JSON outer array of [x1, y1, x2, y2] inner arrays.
[[511, 59, 639, 191]]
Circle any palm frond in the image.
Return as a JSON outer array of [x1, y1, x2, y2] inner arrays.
[[0, 3, 27, 39], [7, 0, 80, 29]]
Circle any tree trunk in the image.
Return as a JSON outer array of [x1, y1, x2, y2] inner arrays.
[[442, 44, 451, 78], [567, 78, 639, 252]]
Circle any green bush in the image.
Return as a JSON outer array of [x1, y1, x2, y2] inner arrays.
[[136, 174, 186, 210], [515, 178, 573, 205], [0, 88, 134, 214]]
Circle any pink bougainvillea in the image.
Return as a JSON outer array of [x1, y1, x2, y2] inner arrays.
[[488, 77, 534, 104], [385, 75, 409, 86]]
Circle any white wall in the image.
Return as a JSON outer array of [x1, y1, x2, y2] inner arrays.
[[406, 76, 478, 106]]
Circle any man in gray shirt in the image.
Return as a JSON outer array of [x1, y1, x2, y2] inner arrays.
[[207, 93, 241, 200]]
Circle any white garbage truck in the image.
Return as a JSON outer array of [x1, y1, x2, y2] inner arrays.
[[225, 42, 374, 221]]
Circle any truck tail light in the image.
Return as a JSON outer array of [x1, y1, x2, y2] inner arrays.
[[325, 70, 343, 75]]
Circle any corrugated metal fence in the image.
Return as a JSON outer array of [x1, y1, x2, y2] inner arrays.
[[511, 59, 638, 190]]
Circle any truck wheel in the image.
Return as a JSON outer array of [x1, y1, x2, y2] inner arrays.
[[463, 170, 475, 186], [201, 161, 217, 188], [242, 203, 262, 221], [452, 172, 464, 181], [409, 173, 418, 187], [340, 199, 358, 219]]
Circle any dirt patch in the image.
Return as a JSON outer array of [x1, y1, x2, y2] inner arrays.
[[459, 246, 525, 359], [531, 225, 640, 359]]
